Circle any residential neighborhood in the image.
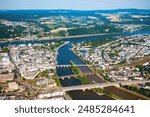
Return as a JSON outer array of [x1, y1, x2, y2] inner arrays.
[[73, 34, 150, 82]]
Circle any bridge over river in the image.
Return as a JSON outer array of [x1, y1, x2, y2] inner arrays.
[[59, 80, 150, 92], [55, 64, 99, 68]]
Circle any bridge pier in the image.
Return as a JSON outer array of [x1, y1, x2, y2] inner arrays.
[[82, 89, 86, 92], [66, 76, 70, 79]]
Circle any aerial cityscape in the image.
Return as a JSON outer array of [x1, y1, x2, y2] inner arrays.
[[0, 0, 150, 100]]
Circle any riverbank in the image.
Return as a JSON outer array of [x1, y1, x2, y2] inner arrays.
[[0, 32, 111, 44], [55, 41, 70, 65], [1, 30, 150, 47]]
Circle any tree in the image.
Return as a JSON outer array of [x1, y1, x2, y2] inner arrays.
[[1, 70, 9, 74], [0, 86, 2, 93], [135, 64, 144, 76], [1, 47, 10, 53]]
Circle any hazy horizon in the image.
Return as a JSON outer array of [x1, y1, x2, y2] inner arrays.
[[0, 0, 149, 10]]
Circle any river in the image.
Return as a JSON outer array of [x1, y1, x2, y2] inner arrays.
[[55, 31, 150, 100], [0, 31, 150, 100], [57, 44, 113, 100]]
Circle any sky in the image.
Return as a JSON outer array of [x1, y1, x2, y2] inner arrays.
[[0, 0, 150, 10]]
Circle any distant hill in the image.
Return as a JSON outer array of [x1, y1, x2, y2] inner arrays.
[[0, 9, 149, 21]]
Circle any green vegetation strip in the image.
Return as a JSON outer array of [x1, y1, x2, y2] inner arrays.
[[70, 61, 91, 84]]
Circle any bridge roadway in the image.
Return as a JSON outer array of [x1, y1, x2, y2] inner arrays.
[[59, 80, 150, 92], [58, 72, 95, 79], [56, 64, 98, 68]]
